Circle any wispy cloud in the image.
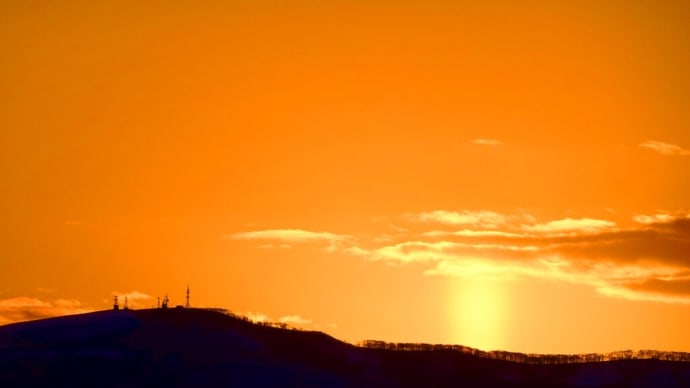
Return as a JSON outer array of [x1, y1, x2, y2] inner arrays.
[[409, 210, 508, 228], [633, 212, 681, 225], [258, 243, 293, 249], [639, 140, 690, 156], [226, 229, 353, 253], [342, 210, 690, 304], [522, 218, 617, 234], [279, 315, 312, 326], [235, 210, 690, 303], [227, 229, 351, 244], [470, 138, 502, 146], [364, 240, 539, 264], [422, 229, 527, 238], [243, 312, 313, 327], [245, 311, 270, 323], [0, 296, 92, 325]]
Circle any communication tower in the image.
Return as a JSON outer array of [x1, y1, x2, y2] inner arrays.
[[185, 285, 190, 308], [113, 296, 119, 310]]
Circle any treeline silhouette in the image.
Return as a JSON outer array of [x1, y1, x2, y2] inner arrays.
[[204, 308, 298, 330], [360, 340, 690, 364], [205, 308, 690, 365]]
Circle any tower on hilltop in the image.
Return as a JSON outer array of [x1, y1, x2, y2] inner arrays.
[[185, 285, 190, 308]]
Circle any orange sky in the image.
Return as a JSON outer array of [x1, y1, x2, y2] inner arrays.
[[2, 0, 690, 354]]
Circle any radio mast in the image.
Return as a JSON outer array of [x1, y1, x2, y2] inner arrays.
[[185, 285, 191, 308]]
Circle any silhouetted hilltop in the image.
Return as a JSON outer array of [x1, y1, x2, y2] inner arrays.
[[1, 308, 689, 387]]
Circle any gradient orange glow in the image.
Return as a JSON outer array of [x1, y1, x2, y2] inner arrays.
[[2, 1, 690, 354]]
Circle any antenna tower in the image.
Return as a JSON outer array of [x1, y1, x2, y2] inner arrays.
[[185, 285, 190, 308]]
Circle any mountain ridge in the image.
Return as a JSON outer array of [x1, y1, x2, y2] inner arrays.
[[2, 308, 689, 386]]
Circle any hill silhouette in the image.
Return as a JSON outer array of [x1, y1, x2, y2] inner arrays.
[[1, 308, 690, 387]]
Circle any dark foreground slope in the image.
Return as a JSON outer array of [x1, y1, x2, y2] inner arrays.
[[1, 309, 689, 387]]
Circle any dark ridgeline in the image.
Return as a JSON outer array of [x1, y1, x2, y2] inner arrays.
[[1, 308, 690, 387]]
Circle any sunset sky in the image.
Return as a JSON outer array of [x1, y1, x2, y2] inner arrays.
[[2, 0, 690, 354]]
